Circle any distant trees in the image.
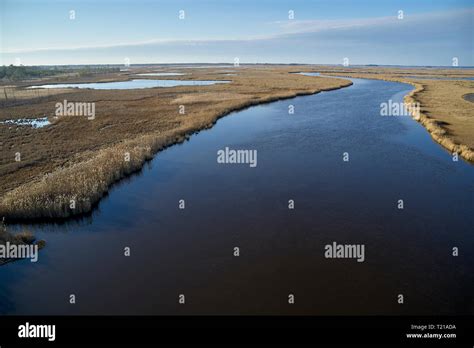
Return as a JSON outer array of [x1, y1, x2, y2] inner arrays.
[[0, 65, 60, 81], [0, 65, 120, 81]]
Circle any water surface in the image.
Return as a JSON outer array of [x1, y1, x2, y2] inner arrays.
[[29, 79, 230, 90], [0, 117, 50, 128], [1, 77, 472, 315]]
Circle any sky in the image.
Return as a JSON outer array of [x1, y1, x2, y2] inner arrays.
[[0, 0, 473, 66]]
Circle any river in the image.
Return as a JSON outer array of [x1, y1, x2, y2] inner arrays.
[[1, 77, 473, 315]]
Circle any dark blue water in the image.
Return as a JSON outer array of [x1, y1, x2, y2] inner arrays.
[[1, 78, 473, 315]]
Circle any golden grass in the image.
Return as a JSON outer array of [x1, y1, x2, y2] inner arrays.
[[0, 86, 75, 101], [302, 66, 474, 162], [1, 65, 472, 220], [0, 219, 45, 265], [0, 66, 352, 219], [403, 81, 474, 161]]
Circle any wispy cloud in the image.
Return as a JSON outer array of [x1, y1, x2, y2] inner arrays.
[[273, 8, 473, 34], [273, 17, 394, 35], [2, 8, 472, 54], [2, 8, 472, 66]]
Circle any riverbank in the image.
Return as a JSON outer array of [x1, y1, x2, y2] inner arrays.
[[1, 75, 472, 313], [0, 66, 352, 220], [1, 65, 472, 221], [297, 66, 474, 163]]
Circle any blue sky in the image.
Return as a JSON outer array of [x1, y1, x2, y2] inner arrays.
[[1, 0, 473, 66]]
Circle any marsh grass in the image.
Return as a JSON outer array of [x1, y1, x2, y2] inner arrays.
[[403, 82, 474, 162], [0, 133, 178, 219], [0, 218, 45, 265], [2, 65, 472, 220], [312, 67, 474, 163], [0, 67, 352, 219]]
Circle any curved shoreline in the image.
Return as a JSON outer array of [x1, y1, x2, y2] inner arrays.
[[2, 71, 472, 222], [0, 79, 353, 221], [317, 73, 474, 164], [403, 82, 474, 163]]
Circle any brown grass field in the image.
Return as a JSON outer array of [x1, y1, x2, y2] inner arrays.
[[0, 65, 353, 219], [0, 65, 472, 220]]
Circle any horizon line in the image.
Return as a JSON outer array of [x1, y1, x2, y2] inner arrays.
[[2, 63, 474, 69]]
